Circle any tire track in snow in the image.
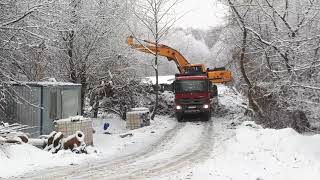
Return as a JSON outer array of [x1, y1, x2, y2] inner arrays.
[[69, 122, 188, 179], [77, 121, 214, 180], [115, 121, 213, 180]]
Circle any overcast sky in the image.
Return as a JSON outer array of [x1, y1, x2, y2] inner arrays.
[[173, 0, 229, 29]]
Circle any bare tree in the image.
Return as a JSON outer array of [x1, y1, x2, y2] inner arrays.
[[49, 0, 134, 114], [0, 0, 61, 115], [222, 0, 320, 131], [130, 0, 182, 120], [0, 0, 143, 120]]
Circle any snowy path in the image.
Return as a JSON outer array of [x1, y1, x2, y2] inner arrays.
[[92, 121, 214, 180], [20, 119, 222, 180]]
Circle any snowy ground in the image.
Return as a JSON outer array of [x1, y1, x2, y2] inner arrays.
[[169, 121, 320, 180], [142, 75, 175, 85], [1, 85, 320, 179], [0, 115, 176, 179]]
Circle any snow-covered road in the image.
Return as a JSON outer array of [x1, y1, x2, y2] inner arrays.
[[86, 122, 214, 180], [21, 120, 223, 180]]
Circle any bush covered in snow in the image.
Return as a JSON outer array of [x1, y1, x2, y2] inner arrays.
[[88, 79, 174, 120]]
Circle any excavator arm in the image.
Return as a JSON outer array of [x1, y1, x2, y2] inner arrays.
[[126, 36, 203, 74], [127, 36, 232, 83]]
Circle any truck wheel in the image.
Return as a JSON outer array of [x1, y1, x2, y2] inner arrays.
[[176, 113, 184, 122], [203, 112, 211, 121]]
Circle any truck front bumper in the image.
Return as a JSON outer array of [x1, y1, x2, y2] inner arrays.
[[175, 104, 210, 113]]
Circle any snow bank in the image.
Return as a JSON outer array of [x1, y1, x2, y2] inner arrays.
[[0, 144, 50, 178], [183, 121, 320, 180], [0, 143, 97, 178], [233, 121, 320, 167]]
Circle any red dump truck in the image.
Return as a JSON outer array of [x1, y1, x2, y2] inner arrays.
[[127, 36, 231, 121], [173, 73, 217, 122]]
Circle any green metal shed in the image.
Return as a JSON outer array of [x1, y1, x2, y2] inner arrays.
[[2, 82, 82, 137]]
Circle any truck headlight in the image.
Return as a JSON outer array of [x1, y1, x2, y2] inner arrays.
[[176, 105, 182, 110], [203, 104, 209, 109]]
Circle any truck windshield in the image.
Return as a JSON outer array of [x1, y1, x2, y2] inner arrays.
[[175, 80, 208, 93]]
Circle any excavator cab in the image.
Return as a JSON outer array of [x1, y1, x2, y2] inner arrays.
[[183, 64, 206, 75]]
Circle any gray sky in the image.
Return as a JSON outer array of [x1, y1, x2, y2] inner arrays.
[[173, 0, 228, 29]]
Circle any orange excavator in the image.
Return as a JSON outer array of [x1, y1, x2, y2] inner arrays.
[[126, 36, 232, 84]]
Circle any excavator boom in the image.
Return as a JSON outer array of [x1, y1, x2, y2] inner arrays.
[[127, 36, 204, 74], [126, 36, 232, 83]]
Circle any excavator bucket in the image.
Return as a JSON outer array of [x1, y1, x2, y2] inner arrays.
[[207, 68, 232, 83]]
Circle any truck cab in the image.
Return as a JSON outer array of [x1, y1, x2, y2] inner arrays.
[[173, 74, 216, 122]]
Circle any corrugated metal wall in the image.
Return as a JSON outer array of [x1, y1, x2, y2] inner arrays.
[[61, 88, 81, 118], [3, 84, 82, 137], [11, 86, 41, 137], [42, 86, 81, 135], [42, 86, 59, 135]]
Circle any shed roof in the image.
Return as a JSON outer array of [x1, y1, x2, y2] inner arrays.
[[7, 81, 82, 87]]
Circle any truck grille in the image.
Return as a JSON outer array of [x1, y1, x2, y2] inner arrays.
[[178, 98, 207, 105]]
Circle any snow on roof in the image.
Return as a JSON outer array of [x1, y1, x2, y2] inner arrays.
[[8, 81, 81, 87], [55, 116, 89, 123], [142, 75, 175, 85], [175, 75, 207, 80]]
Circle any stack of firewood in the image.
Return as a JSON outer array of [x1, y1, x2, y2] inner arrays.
[[39, 131, 87, 154], [1, 121, 87, 154]]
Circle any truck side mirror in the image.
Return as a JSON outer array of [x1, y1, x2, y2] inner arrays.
[[209, 83, 213, 98], [209, 82, 218, 98], [171, 81, 175, 92], [210, 84, 218, 97]]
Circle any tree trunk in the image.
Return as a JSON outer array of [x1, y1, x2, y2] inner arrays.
[[92, 95, 99, 118], [67, 31, 77, 83], [151, 54, 159, 120], [79, 63, 87, 115], [228, 0, 263, 117], [239, 28, 254, 116], [151, 6, 159, 120], [239, 29, 251, 89]]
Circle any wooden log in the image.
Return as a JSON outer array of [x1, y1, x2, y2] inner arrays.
[[53, 132, 63, 148], [4, 139, 21, 144], [18, 135, 28, 143], [63, 131, 85, 150], [46, 131, 57, 146], [4, 136, 22, 144]]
